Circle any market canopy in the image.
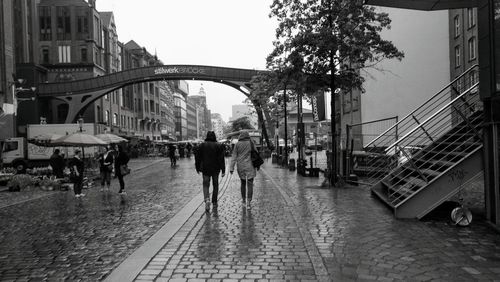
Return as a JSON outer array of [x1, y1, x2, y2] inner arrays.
[[95, 133, 128, 144], [52, 132, 108, 147]]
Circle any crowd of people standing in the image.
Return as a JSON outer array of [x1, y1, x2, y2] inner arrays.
[[52, 133, 261, 206]]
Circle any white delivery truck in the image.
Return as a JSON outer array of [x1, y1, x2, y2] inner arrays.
[[1, 123, 103, 172]]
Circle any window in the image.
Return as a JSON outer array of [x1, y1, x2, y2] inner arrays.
[[39, 6, 51, 41], [76, 8, 89, 39], [144, 99, 149, 112], [58, 45, 71, 63], [156, 103, 160, 114], [105, 110, 110, 124], [56, 7, 71, 40], [94, 16, 100, 43], [467, 8, 476, 29], [150, 83, 155, 95], [41, 47, 49, 64], [455, 46, 461, 67], [468, 37, 476, 61], [150, 100, 155, 113], [81, 47, 87, 62], [3, 141, 18, 153], [454, 15, 460, 37], [96, 106, 101, 122], [113, 113, 118, 125]]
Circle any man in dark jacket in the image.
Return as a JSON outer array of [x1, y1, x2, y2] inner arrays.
[[50, 149, 65, 178], [195, 131, 226, 211]]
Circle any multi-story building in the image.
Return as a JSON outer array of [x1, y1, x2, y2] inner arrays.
[[37, 0, 107, 127], [188, 84, 211, 136], [211, 113, 226, 141], [174, 80, 189, 141], [122, 40, 163, 141], [449, 8, 478, 93], [0, 0, 45, 139], [341, 7, 451, 150], [0, 0, 204, 144], [159, 80, 175, 140], [186, 98, 197, 140]]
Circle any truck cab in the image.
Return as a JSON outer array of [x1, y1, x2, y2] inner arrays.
[[1, 138, 27, 171]]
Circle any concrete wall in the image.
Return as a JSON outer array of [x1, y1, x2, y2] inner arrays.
[[361, 8, 451, 138]]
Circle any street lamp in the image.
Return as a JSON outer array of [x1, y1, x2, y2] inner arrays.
[[77, 116, 84, 132]]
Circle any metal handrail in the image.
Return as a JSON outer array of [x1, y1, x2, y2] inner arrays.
[[385, 82, 479, 153], [364, 64, 478, 148], [357, 65, 480, 183], [385, 91, 483, 204]]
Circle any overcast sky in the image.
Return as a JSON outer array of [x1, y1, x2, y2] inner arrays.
[[97, 0, 277, 122]]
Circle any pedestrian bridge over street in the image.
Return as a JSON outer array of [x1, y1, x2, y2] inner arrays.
[[37, 65, 267, 123]]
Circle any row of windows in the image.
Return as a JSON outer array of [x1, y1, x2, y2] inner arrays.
[[40, 45, 105, 65], [97, 107, 165, 132], [454, 37, 477, 67], [454, 8, 476, 38], [39, 6, 107, 49]]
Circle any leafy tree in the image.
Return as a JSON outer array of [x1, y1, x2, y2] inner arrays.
[[230, 116, 255, 132], [267, 0, 404, 183]]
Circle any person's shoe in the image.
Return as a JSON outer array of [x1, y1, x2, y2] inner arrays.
[[205, 199, 210, 212], [100, 187, 104, 192], [119, 190, 127, 195], [75, 194, 81, 198], [246, 200, 252, 210], [80, 193, 86, 197]]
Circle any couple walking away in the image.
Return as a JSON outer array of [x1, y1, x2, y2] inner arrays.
[[98, 145, 130, 194], [195, 131, 257, 212]]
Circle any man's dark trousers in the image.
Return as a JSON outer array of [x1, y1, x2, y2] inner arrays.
[[203, 173, 219, 204]]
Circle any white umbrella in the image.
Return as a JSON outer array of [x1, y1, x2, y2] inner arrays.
[[95, 133, 128, 144], [52, 132, 108, 147]]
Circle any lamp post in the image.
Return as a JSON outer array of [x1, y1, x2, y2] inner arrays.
[[77, 116, 85, 163], [77, 116, 84, 132]]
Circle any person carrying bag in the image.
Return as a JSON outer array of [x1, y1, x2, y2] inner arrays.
[[229, 131, 257, 210], [114, 144, 130, 195]]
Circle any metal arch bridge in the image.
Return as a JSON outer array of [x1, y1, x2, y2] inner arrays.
[[37, 65, 267, 123]]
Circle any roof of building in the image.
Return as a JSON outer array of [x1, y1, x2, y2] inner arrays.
[[124, 40, 142, 50], [100, 12, 113, 27]]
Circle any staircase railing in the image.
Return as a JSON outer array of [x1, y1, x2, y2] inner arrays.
[[356, 64, 480, 184], [386, 81, 482, 205]]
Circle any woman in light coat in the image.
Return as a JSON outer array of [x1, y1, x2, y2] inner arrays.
[[229, 131, 256, 209]]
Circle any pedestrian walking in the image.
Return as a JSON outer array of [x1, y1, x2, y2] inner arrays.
[[114, 144, 130, 195], [195, 131, 226, 212], [168, 144, 178, 167], [69, 149, 85, 198], [229, 131, 257, 210], [49, 148, 65, 178], [98, 145, 114, 191]]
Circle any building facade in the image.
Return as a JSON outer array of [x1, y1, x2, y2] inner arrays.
[[341, 7, 451, 150], [174, 80, 189, 141], [211, 113, 226, 141]]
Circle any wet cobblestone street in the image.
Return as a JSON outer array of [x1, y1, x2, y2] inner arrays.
[[0, 158, 200, 281], [1, 157, 500, 281]]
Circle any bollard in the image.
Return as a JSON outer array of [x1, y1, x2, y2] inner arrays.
[[288, 158, 296, 171]]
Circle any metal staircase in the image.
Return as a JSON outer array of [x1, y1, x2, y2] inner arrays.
[[358, 65, 484, 218]]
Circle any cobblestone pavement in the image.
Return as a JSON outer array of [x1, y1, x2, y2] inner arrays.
[[0, 157, 202, 281], [2, 157, 500, 281], [128, 161, 500, 282]]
